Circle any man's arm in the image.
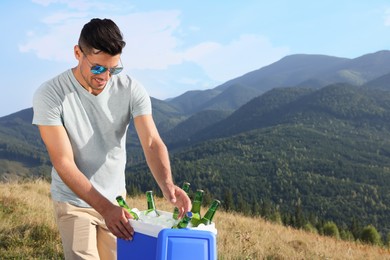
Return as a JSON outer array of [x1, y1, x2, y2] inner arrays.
[[38, 125, 134, 240], [134, 115, 192, 218]]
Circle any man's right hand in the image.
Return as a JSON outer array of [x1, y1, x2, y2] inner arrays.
[[103, 204, 135, 240]]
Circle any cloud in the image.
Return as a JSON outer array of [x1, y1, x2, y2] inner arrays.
[[42, 11, 88, 24], [19, 18, 85, 62], [18, 10, 183, 66], [176, 77, 202, 85], [184, 34, 290, 81], [116, 11, 184, 70], [31, 0, 59, 6], [19, 4, 289, 84], [32, 0, 120, 11], [385, 9, 390, 26]]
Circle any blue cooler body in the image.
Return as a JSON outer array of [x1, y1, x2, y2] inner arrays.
[[117, 211, 217, 260], [156, 229, 216, 260], [117, 231, 157, 260]]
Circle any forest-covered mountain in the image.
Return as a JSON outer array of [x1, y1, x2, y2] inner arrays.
[[1, 51, 390, 236], [168, 50, 390, 114], [126, 83, 390, 236]]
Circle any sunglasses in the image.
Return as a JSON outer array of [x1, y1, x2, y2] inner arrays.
[[82, 51, 123, 75]]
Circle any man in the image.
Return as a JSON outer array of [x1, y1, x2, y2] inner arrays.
[[32, 18, 191, 259]]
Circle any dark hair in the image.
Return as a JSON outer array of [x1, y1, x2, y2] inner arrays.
[[78, 18, 126, 55]]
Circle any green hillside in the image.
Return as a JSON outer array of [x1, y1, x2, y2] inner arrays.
[[163, 109, 231, 146], [2, 51, 390, 241], [0, 108, 50, 179], [126, 84, 390, 237]]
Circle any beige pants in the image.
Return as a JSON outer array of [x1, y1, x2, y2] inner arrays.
[[53, 200, 116, 260]]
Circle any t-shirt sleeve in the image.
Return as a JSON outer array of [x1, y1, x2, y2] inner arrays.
[[32, 83, 63, 126], [130, 78, 152, 118]]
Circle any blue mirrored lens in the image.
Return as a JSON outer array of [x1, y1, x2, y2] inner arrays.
[[110, 67, 123, 75], [91, 65, 107, 74], [91, 66, 123, 75]]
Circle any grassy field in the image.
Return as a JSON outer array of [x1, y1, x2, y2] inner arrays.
[[1, 180, 389, 259]]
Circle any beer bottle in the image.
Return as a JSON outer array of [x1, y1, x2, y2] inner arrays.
[[172, 212, 193, 229], [200, 199, 220, 225], [145, 190, 160, 217], [190, 189, 204, 227], [173, 182, 191, 220], [116, 195, 139, 220]]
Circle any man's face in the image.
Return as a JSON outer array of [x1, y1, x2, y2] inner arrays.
[[75, 46, 122, 95]]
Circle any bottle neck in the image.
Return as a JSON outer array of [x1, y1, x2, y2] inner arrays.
[[182, 183, 190, 193], [146, 192, 156, 210], [203, 201, 220, 222]]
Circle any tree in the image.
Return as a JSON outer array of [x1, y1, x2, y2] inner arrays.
[[386, 232, 390, 248], [323, 221, 340, 239], [349, 217, 362, 240], [360, 225, 382, 246], [222, 188, 234, 212], [236, 193, 250, 215], [303, 223, 318, 234], [270, 208, 282, 225], [261, 200, 272, 220], [251, 201, 261, 216], [202, 189, 212, 207], [340, 229, 354, 241], [294, 198, 305, 229]]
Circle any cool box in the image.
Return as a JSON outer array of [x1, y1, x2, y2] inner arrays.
[[117, 211, 217, 260]]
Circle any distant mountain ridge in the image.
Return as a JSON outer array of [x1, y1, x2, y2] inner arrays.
[[189, 83, 390, 143], [169, 50, 390, 114]]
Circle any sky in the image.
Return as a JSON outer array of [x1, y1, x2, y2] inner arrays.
[[1, 1, 390, 117]]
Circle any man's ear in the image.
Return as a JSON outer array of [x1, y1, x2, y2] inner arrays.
[[74, 45, 82, 61]]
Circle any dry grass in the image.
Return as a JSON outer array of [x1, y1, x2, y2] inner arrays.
[[0, 179, 63, 259], [1, 180, 390, 259], [215, 213, 390, 260]]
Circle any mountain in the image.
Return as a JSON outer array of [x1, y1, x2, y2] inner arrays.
[[150, 97, 186, 132], [191, 87, 314, 141], [216, 54, 349, 92], [127, 84, 390, 236], [0, 108, 50, 179], [189, 83, 390, 142], [222, 50, 390, 91], [199, 83, 262, 112], [2, 50, 390, 235], [0, 108, 47, 164], [162, 109, 231, 146], [168, 50, 390, 114], [363, 71, 390, 90], [168, 54, 347, 114], [167, 89, 222, 115], [318, 50, 390, 85]]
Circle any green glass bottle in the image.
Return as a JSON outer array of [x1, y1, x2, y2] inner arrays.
[[200, 199, 220, 225], [116, 195, 139, 220], [145, 190, 160, 216], [172, 212, 193, 229], [190, 189, 204, 227], [173, 182, 191, 220]]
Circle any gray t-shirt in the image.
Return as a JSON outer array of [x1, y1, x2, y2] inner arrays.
[[32, 69, 152, 207]]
